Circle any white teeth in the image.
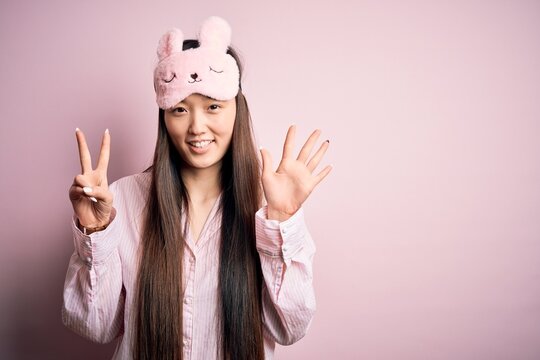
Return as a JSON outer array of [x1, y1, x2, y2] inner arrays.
[[190, 140, 212, 148]]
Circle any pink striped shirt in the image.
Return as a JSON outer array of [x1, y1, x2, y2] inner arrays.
[[62, 172, 316, 359]]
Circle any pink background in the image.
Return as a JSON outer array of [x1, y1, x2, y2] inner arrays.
[[1, 0, 539, 359]]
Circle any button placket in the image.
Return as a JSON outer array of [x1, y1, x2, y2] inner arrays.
[[280, 224, 291, 256], [183, 254, 195, 355]]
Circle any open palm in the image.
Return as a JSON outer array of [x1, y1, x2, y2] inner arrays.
[[260, 125, 332, 221]]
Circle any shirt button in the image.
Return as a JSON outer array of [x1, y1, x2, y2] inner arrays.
[[184, 297, 191, 304], [85, 241, 91, 247], [86, 257, 91, 262], [183, 339, 190, 347], [282, 227, 287, 234]]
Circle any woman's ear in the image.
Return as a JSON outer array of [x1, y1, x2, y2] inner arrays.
[[198, 16, 231, 54], [157, 28, 184, 61]]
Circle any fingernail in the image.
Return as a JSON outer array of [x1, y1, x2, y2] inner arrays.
[[259, 146, 263, 150], [90, 196, 98, 203], [83, 187, 92, 194], [76, 128, 80, 132], [105, 128, 109, 134]]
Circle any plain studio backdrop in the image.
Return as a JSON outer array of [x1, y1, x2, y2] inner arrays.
[[1, 0, 539, 359]]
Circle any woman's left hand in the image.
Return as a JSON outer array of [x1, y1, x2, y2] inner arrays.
[[260, 124, 333, 221]]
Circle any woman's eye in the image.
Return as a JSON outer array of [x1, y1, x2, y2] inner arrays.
[[209, 104, 221, 111], [173, 107, 186, 113]]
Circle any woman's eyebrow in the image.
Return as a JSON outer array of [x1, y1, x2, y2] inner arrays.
[[204, 96, 222, 102]]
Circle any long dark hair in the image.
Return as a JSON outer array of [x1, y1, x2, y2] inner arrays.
[[133, 40, 264, 360]]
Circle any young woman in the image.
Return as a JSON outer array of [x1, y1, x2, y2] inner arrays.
[[62, 16, 332, 360]]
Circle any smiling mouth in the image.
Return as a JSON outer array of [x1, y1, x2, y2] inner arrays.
[[188, 140, 214, 148]]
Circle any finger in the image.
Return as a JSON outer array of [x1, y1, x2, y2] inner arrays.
[[76, 128, 93, 174], [69, 184, 85, 200], [297, 129, 321, 163], [96, 129, 111, 172], [306, 140, 330, 172], [281, 124, 296, 160], [69, 185, 98, 203], [80, 185, 113, 204], [313, 165, 333, 187], [72, 175, 99, 202], [259, 147, 273, 177], [73, 174, 94, 188]]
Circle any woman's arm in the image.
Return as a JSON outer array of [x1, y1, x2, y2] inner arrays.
[[255, 124, 330, 344], [255, 205, 316, 345], [61, 203, 125, 344]]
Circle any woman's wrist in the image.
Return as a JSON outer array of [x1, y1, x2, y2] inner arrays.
[[77, 218, 110, 235], [267, 207, 294, 222]]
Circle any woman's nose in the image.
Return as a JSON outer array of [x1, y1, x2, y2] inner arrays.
[[189, 111, 207, 134]]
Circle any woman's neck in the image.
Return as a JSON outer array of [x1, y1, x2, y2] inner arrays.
[[181, 164, 222, 205]]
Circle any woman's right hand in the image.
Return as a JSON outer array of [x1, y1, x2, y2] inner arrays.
[[69, 128, 113, 228]]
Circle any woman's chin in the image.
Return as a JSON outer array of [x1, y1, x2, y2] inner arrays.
[[184, 158, 222, 171]]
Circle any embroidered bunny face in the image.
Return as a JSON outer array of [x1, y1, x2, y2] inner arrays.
[[153, 16, 240, 110]]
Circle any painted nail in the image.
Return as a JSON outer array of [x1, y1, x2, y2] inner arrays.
[[105, 128, 109, 134], [90, 196, 98, 203], [76, 128, 80, 132], [83, 187, 92, 194]]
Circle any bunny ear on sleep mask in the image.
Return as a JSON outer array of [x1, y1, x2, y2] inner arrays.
[[153, 16, 240, 110]]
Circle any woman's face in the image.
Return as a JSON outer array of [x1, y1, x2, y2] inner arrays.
[[164, 93, 236, 172]]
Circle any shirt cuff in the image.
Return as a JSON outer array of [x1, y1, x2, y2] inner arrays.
[[255, 205, 307, 262], [71, 208, 119, 268]]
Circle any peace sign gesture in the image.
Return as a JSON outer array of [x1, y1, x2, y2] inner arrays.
[[259, 125, 333, 221], [68, 128, 113, 229]]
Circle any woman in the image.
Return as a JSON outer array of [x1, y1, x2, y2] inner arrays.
[[63, 16, 332, 360]]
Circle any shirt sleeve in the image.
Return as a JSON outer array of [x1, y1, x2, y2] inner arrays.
[[255, 205, 316, 346], [61, 200, 125, 344]]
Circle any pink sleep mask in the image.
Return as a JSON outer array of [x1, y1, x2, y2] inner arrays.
[[153, 16, 240, 110]]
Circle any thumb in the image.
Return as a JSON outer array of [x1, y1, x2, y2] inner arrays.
[[259, 146, 273, 177]]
